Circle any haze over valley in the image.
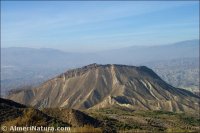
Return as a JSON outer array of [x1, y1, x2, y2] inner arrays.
[[1, 39, 199, 95]]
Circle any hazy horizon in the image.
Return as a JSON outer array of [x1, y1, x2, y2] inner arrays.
[[1, 39, 198, 53], [1, 1, 199, 52]]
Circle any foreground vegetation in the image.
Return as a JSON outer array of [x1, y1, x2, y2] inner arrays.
[[86, 107, 200, 132], [1, 102, 199, 133]]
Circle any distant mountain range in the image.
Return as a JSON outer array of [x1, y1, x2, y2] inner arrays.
[[7, 64, 199, 113], [1, 39, 199, 95]]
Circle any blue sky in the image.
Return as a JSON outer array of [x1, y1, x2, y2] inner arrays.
[[1, 1, 199, 52]]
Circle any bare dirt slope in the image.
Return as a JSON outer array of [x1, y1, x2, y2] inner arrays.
[[7, 64, 199, 113]]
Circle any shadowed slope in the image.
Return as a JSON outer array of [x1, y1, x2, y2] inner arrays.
[[0, 98, 70, 127], [42, 108, 101, 127]]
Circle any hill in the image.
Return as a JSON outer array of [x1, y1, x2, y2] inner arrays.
[[7, 64, 199, 113], [0, 98, 69, 127], [0, 98, 104, 132]]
